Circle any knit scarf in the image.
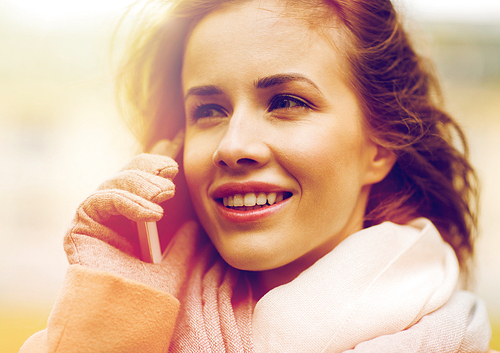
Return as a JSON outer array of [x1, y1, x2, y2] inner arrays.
[[169, 218, 491, 352], [168, 236, 255, 352]]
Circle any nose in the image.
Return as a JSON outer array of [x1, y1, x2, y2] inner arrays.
[[212, 112, 271, 170]]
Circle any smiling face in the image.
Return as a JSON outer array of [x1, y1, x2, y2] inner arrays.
[[181, 0, 395, 289]]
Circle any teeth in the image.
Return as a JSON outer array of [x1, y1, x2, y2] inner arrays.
[[267, 192, 276, 205], [222, 192, 287, 208], [256, 192, 267, 205], [233, 194, 244, 207], [244, 193, 257, 206]]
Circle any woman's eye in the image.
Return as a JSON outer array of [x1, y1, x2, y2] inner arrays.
[[269, 95, 310, 111], [192, 104, 226, 120]]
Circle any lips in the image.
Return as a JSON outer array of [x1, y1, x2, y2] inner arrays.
[[211, 182, 292, 218]]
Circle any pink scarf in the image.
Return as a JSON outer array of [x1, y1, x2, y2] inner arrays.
[[168, 234, 254, 353], [168, 219, 491, 353]]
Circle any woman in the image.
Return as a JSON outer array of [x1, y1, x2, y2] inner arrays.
[[21, 0, 493, 352]]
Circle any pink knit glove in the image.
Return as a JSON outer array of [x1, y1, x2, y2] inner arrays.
[[64, 138, 200, 297]]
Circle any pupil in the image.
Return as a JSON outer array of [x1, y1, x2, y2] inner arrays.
[[280, 99, 290, 108]]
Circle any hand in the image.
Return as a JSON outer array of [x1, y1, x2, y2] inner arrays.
[[63, 132, 199, 296], [149, 131, 197, 249]]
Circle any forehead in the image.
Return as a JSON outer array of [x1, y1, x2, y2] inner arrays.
[[181, 0, 349, 88]]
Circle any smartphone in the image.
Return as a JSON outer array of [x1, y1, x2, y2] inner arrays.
[[137, 221, 162, 264], [136, 132, 189, 264]]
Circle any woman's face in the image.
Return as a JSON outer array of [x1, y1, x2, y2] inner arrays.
[[182, 0, 393, 283]]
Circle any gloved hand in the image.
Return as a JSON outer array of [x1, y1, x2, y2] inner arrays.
[[63, 134, 200, 297]]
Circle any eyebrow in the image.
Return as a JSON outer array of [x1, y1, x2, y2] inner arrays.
[[184, 85, 223, 100], [255, 73, 321, 91], [184, 73, 321, 100]]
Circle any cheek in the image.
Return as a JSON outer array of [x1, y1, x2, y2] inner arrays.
[[277, 123, 367, 182], [276, 123, 370, 223], [183, 137, 213, 196]]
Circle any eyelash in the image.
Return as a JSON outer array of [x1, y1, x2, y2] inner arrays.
[[189, 94, 312, 122], [190, 103, 227, 121], [268, 95, 311, 111]]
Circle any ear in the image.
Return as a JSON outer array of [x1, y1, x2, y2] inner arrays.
[[362, 141, 397, 185]]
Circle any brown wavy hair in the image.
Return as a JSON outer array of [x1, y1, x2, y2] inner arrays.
[[116, 0, 479, 279]]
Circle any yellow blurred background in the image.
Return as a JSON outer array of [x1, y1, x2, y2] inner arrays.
[[0, 0, 499, 351]]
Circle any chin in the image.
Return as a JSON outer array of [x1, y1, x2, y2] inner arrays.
[[215, 243, 287, 272]]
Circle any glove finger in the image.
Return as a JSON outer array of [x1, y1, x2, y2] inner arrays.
[[68, 190, 163, 260], [122, 153, 178, 180], [98, 169, 175, 204], [81, 189, 164, 224]]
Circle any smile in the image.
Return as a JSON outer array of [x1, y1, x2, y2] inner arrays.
[[220, 192, 291, 210], [215, 191, 292, 223], [211, 182, 293, 221]]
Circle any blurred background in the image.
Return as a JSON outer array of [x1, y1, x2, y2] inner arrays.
[[0, 0, 498, 351]]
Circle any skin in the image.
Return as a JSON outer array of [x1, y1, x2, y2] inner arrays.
[[181, 0, 395, 295]]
